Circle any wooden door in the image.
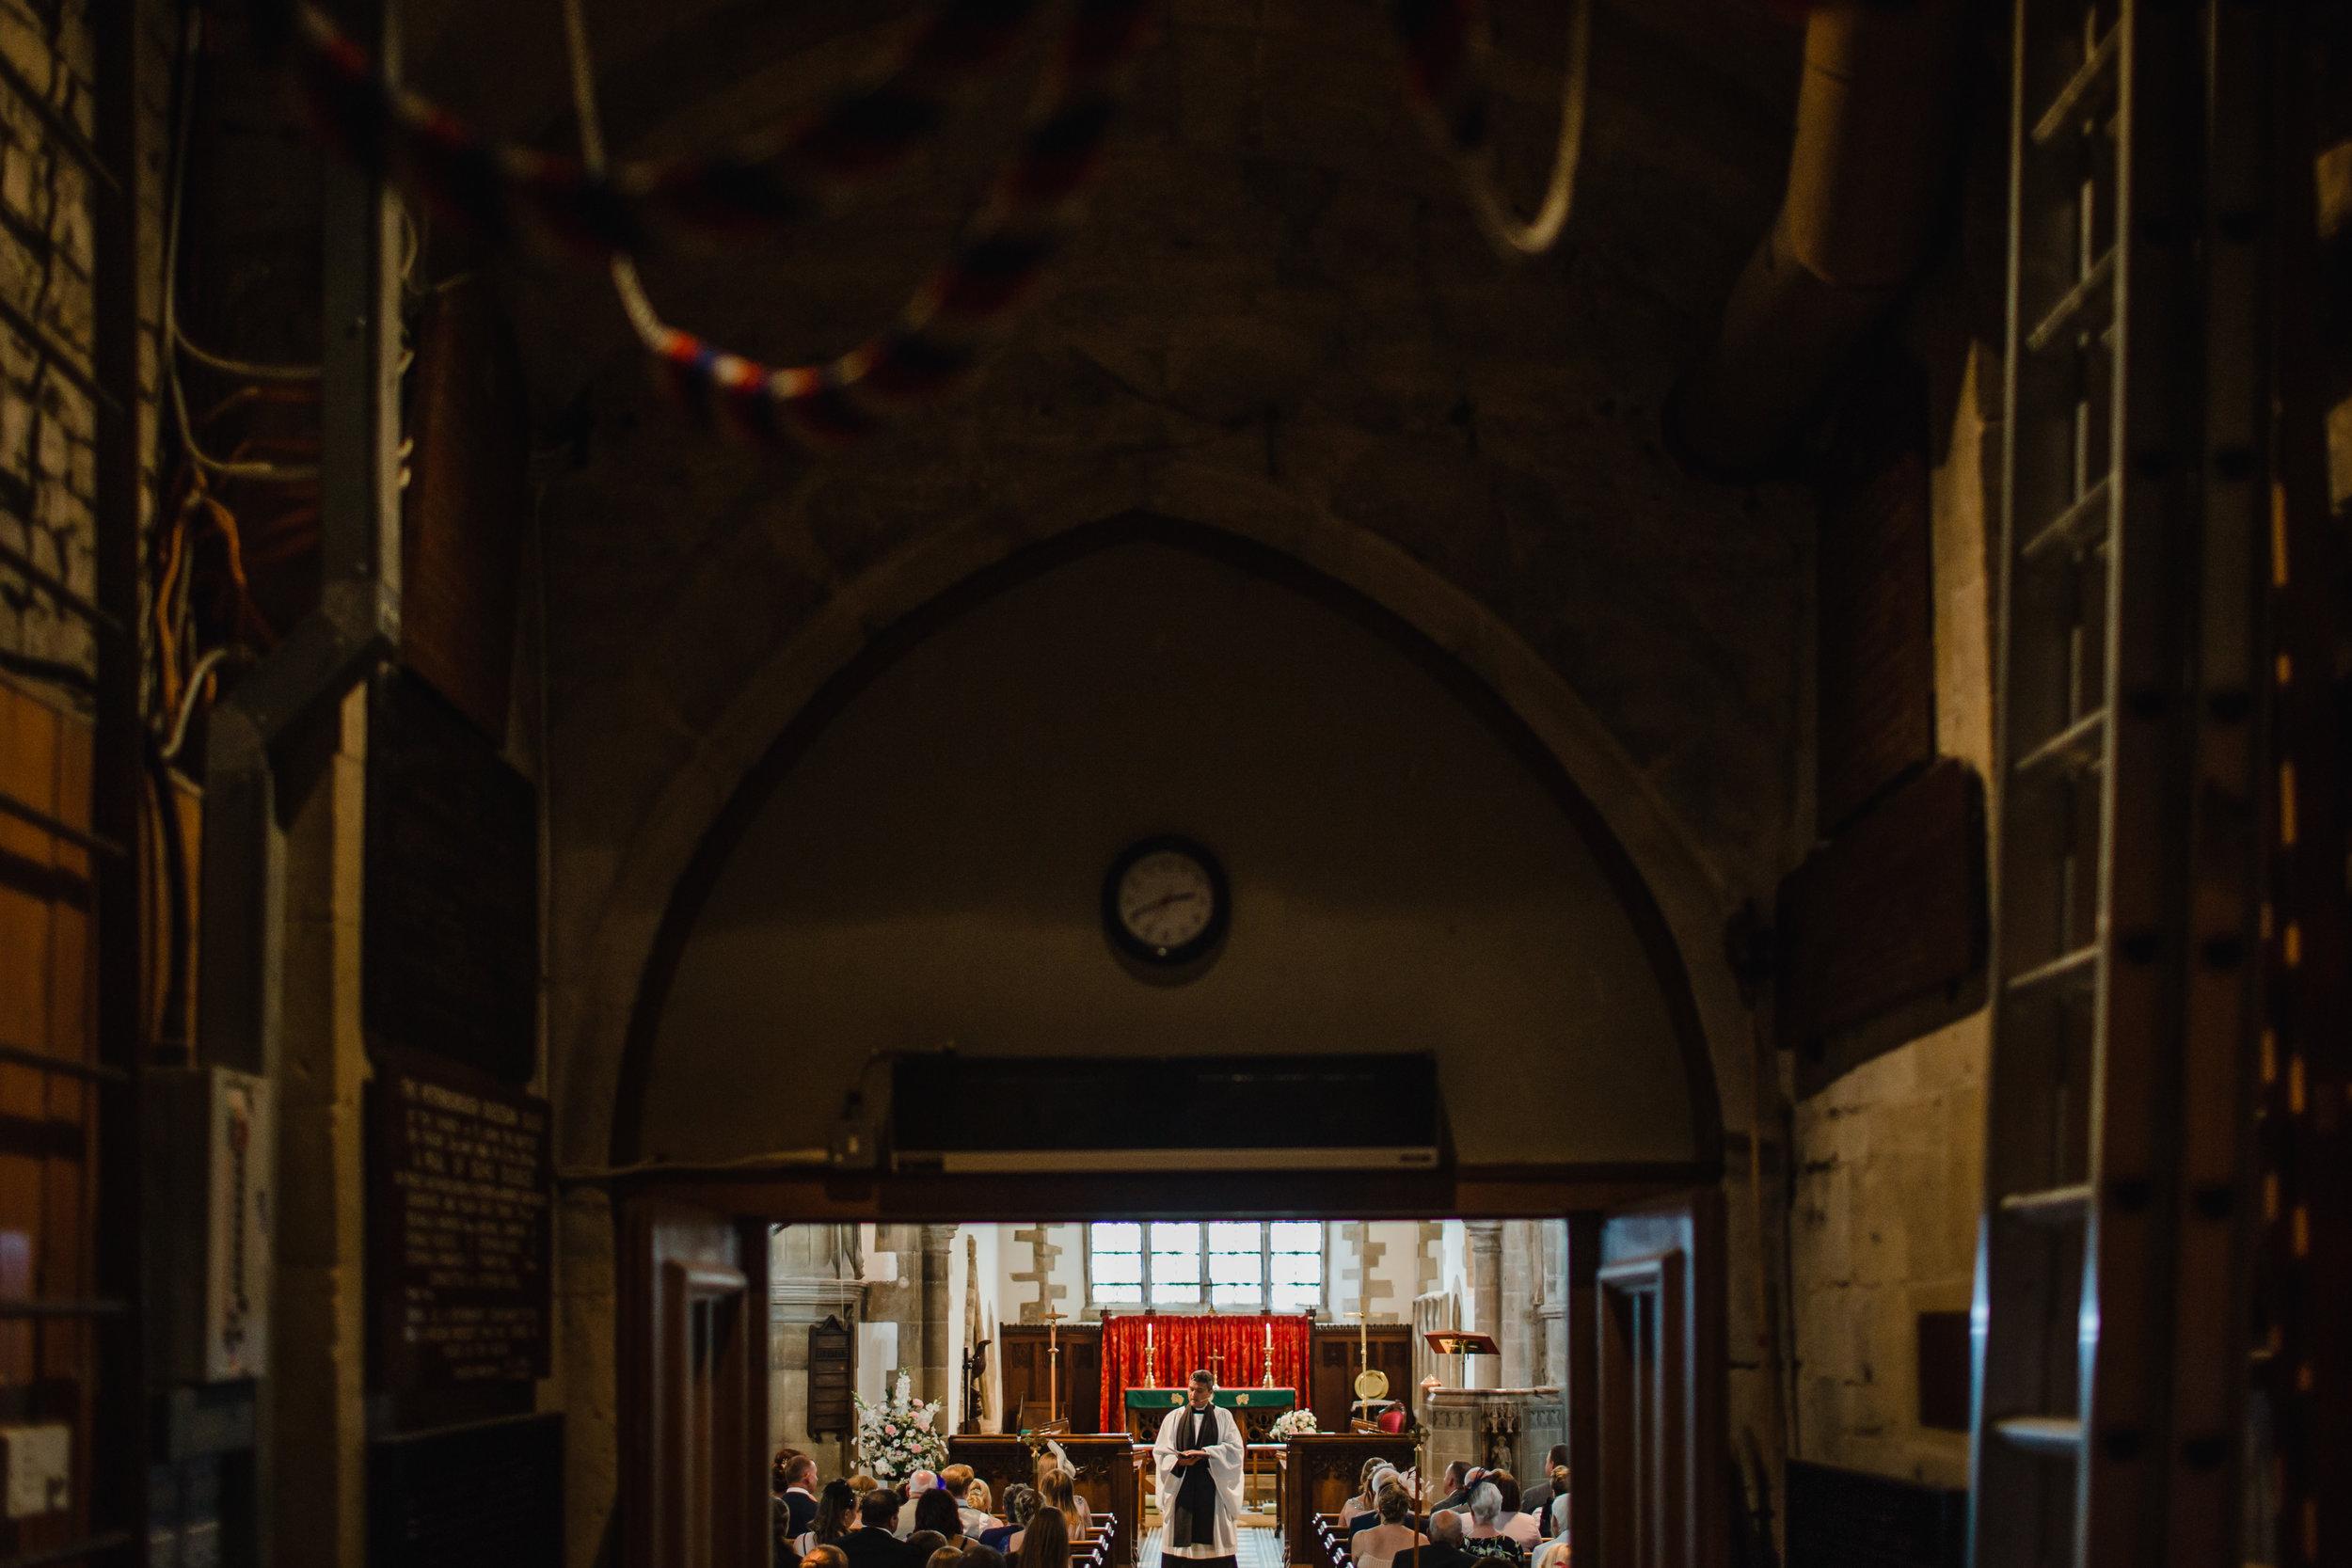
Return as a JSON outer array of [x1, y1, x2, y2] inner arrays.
[[620, 1202, 771, 1568], [1590, 1191, 1724, 1568]]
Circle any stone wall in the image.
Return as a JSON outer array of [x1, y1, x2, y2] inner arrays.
[[0, 0, 171, 712], [1783, 285, 2000, 1490]]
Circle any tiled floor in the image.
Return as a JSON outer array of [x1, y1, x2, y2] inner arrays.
[[1140, 1526, 1286, 1568]]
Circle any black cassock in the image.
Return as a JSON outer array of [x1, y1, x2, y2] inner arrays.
[[1170, 1407, 1223, 1549]]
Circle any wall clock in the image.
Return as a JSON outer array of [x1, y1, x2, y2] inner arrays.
[[1103, 836, 1230, 967]]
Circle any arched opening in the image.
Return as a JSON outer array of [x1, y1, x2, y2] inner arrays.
[[614, 513, 1722, 1190], [607, 514, 1733, 1568]]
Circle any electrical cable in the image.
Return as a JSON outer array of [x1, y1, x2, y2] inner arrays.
[[161, 4, 320, 481], [158, 643, 239, 763]]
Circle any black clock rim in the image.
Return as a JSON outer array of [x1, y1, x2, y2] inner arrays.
[[1102, 834, 1231, 966]]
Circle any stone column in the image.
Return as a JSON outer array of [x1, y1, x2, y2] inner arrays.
[[921, 1225, 957, 1405], [1499, 1221, 1535, 1389], [1464, 1222, 1503, 1390]]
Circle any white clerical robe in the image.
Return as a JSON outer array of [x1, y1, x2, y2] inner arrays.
[[1152, 1402, 1246, 1559]]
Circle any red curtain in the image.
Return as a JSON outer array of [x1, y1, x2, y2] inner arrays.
[[1100, 1312, 1313, 1434]]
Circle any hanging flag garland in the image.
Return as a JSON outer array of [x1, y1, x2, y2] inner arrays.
[[1389, 0, 1592, 258], [253, 0, 1051, 258], [596, 0, 1153, 448]]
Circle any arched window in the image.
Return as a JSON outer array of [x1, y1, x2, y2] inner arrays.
[[1088, 1222, 1325, 1312]]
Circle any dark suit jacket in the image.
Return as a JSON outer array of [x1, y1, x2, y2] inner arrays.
[[781, 1490, 819, 1538], [1518, 1485, 1556, 1527], [843, 1526, 914, 1568], [1402, 1544, 1475, 1568]]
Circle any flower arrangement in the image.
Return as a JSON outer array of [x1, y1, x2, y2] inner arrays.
[[1267, 1409, 1320, 1440], [856, 1372, 949, 1482]]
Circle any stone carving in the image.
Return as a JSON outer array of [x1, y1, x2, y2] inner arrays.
[[1012, 1224, 1068, 1323]]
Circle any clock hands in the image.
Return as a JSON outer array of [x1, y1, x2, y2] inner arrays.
[[1127, 888, 1202, 919]]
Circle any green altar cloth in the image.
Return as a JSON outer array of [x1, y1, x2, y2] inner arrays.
[[1124, 1386, 1297, 1413]]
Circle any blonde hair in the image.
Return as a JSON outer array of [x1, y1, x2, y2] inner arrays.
[[1038, 1468, 1084, 1531], [968, 1480, 993, 1514]]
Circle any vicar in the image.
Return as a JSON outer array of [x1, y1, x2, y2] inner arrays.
[[1152, 1369, 1247, 1568]]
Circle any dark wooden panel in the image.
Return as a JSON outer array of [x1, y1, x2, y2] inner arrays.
[[368, 1413, 563, 1568], [1817, 355, 1935, 835], [1776, 758, 1988, 1056], [1784, 1461, 1964, 1568], [1914, 1312, 1970, 1433], [1307, 1326, 1413, 1433], [998, 1324, 1103, 1433], [399, 276, 528, 748], [363, 667, 538, 1084], [809, 1316, 853, 1436], [366, 1049, 553, 1391]]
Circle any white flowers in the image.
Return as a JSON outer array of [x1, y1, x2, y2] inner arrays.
[[1268, 1409, 1320, 1440], [856, 1384, 948, 1482]]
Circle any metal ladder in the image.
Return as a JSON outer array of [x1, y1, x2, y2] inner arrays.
[[1970, 2, 2271, 1566]]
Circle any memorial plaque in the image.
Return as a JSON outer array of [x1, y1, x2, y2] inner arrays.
[[364, 666, 538, 1085], [369, 1413, 563, 1568], [368, 1050, 552, 1391]]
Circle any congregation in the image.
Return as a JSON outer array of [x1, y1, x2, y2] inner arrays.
[[1325, 1452, 1571, 1568], [771, 1454, 1097, 1568], [767, 1447, 1576, 1568]]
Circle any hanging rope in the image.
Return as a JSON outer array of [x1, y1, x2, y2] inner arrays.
[[253, 0, 1049, 259], [1391, 0, 1591, 258], [565, 0, 1153, 448]]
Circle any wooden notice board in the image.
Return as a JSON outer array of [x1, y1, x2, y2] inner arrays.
[[367, 1049, 553, 1390], [363, 666, 538, 1085]]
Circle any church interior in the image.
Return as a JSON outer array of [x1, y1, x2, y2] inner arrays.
[[0, 0, 2346, 1565]]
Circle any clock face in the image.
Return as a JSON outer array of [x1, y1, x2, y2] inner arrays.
[[1104, 837, 1229, 966]]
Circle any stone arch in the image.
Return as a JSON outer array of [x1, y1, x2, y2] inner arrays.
[[560, 500, 1752, 1179]]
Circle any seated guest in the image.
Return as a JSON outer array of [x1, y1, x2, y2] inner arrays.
[[1352, 1481, 1430, 1568], [1460, 1485, 1526, 1565], [898, 1472, 943, 1538], [1037, 1467, 1090, 1536], [1519, 1452, 1568, 1524], [1016, 1507, 1071, 1568], [1342, 1458, 1391, 1524], [1529, 1497, 1570, 1568], [966, 1481, 993, 1525], [776, 1450, 821, 1539], [961, 1547, 1006, 1568], [930, 1549, 967, 1568], [1346, 1469, 1404, 1550], [916, 1489, 973, 1551], [906, 1532, 948, 1568], [1437, 1468, 1486, 1513], [845, 1491, 912, 1568], [795, 1481, 860, 1556], [1431, 1465, 1469, 1512], [806, 1548, 850, 1568], [984, 1486, 1037, 1553], [941, 1466, 993, 1539], [1416, 1510, 1474, 1568], [1486, 1476, 1538, 1548]]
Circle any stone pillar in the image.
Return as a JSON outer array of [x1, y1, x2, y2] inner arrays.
[[1499, 1221, 1535, 1389], [1464, 1222, 1503, 1390], [921, 1225, 957, 1405], [270, 687, 370, 1568]]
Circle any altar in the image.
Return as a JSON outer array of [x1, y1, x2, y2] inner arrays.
[[1121, 1385, 1297, 1444]]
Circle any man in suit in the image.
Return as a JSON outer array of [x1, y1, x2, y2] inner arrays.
[[776, 1451, 821, 1539], [1409, 1509, 1475, 1568], [1518, 1450, 1568, 1525], [845, 1489, 915, 1568]]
